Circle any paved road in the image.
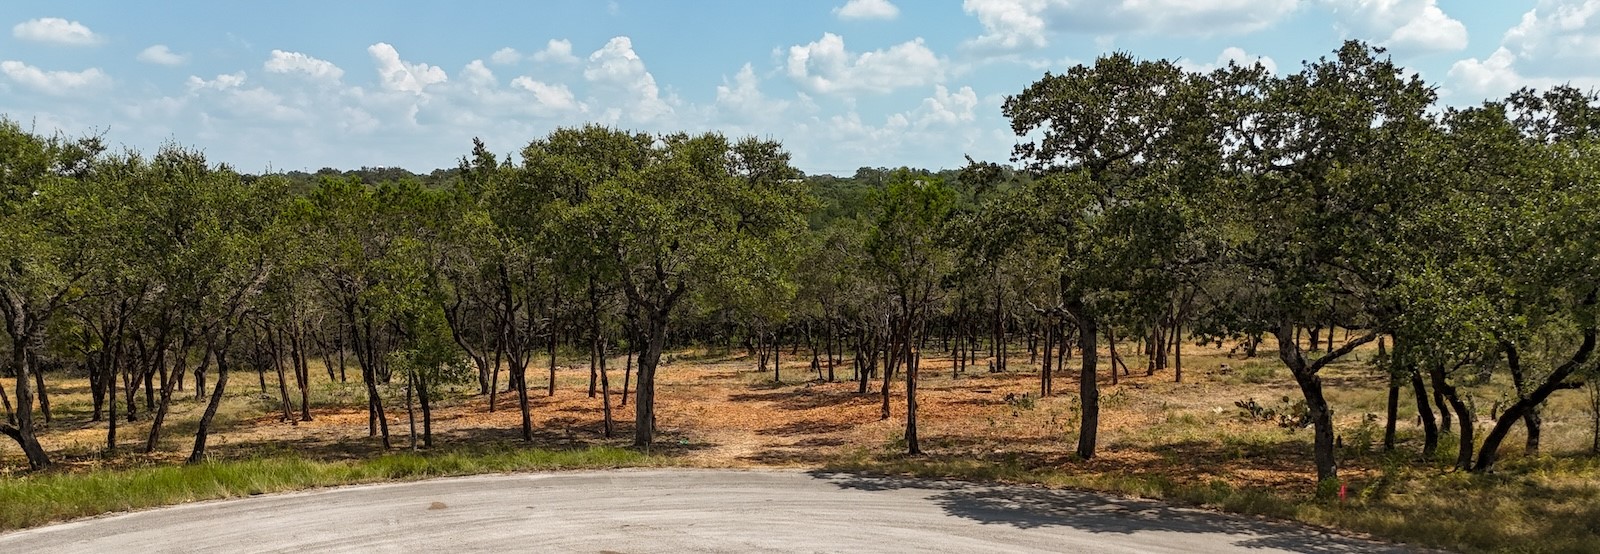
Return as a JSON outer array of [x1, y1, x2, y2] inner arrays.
[[0, 469, 1419, 553]]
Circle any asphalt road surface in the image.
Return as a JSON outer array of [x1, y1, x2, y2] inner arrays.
[[0, 469, 1421, 553]]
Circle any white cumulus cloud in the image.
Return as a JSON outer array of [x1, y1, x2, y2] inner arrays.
[[0, 60, 110, 95], [1178, 46, 1278, 74], [786, 33, 945, 95], [137, 45, 188, 66], [908, 85, 978, 128], [960, 0, 1299, 54], [1447, 0, 1600, 98], [716, 63, 789, 122], [584, 36, 671, 123], [490, 47, 523, 65], [533, 39, 579, 64], [835, 0, 900, 20], [368, 43, 447, 93], [1323, 0, 1468, 53], [264, 50, 344, 82], [511, 77, 583, 112], [12, 17, 101, 46], [185, 72, 246, 92]]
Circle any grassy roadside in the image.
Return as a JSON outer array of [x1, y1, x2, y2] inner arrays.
[[4, 442, 1598, 553], [823, 448, 1600, 554], [0, 445, 660, 531]]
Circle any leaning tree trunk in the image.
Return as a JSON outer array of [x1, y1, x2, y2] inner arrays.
[[1430, 364, 1474, 471], [1409, 367, 1439, 459], [1476, 331, 1596, 472], [188, 340, 233, 464], [2, 324, 52, 470], [148, 338, 205, 453], [1289, 324, 1371, 475]]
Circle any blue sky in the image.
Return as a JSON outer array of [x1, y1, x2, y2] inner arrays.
[[0, 1, 1587, 176]]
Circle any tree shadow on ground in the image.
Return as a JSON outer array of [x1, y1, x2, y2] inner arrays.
[[806, 471, 1417, 553], [727, 388, 877, 411], [209, 416, 715, 462]]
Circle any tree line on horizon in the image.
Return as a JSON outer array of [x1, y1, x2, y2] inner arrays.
[[2, 40, 1597, 488]]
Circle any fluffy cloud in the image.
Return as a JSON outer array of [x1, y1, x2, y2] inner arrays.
[[533, 39, 579, 64], [715, 63, 788, 122], [961, 0, 1299, 53], [510, 77, 583, 113], [1177, 46, 1278, 74], [785, 33, 945, 94], [264, 50, 344, 82], [1501, 0, 1600, 72], [12, 17, 101, 46], [584, 36, 671, 123], [368, 43, 447, 93], [186, 72, 246, 92], [1448, 48, 1522, 96], [1448, 1, 1600, 97], [137, 45, 188, 66], [908, 85, 978, 128], [1323, 0, 1468, 53], [834, 0, 900, 20], [490, 47, 523, 65], [0, 60, 110, 95]]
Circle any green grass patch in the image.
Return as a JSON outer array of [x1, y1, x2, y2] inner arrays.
[[0, 445, 659, 531]]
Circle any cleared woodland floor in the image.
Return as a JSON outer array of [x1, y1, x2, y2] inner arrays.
[[14, 337, 1593, 493], [9, 338, 1600, 552]]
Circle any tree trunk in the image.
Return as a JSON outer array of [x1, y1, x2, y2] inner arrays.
[[273, 331, 294, 422], [1430, 364, 1474, 471], [420, 373, 433, 448], [1172, 321, 1183, 383], [513, 349, 532, 442], [905, 340, 921, 455], [1505, 342, 1541, 456], [825, 321, 836, 383], [1475, 331, 1596, 472], [2, 324, 51, 470], [1040, 318, 1053, 398], [632, 311, 668, 448], [622, 347, 633, 407], [1275, 326, 1345, 484], [291, 326, 312, 422], [1523, 408, 1542, 456], [1383, 379, 1399, 452], [1434, 388, 1453, 434], [546, 328, 557, 397], [188, 336, 233, 465], [880, 328, 896, 420], [1106, 325, 1121, 385], [352, 315, 390, 448], [1071, 302, 1099, 460], [599, 338, 614, 439], [148, 338, 204, 453], [33, 362, 51, 424], [405, 370, 418, 451], [1409, 367, 1439, 459], [772, 330, 782, 384]]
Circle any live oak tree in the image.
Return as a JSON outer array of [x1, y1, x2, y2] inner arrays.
[[1218, 42, 1434, 484], [1465, 87, 1600, 472], [1001, 52, 1209, 460], [0, 120, 105, 469], [864, 169, 955, 454], [556, 127, 807, 446]]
